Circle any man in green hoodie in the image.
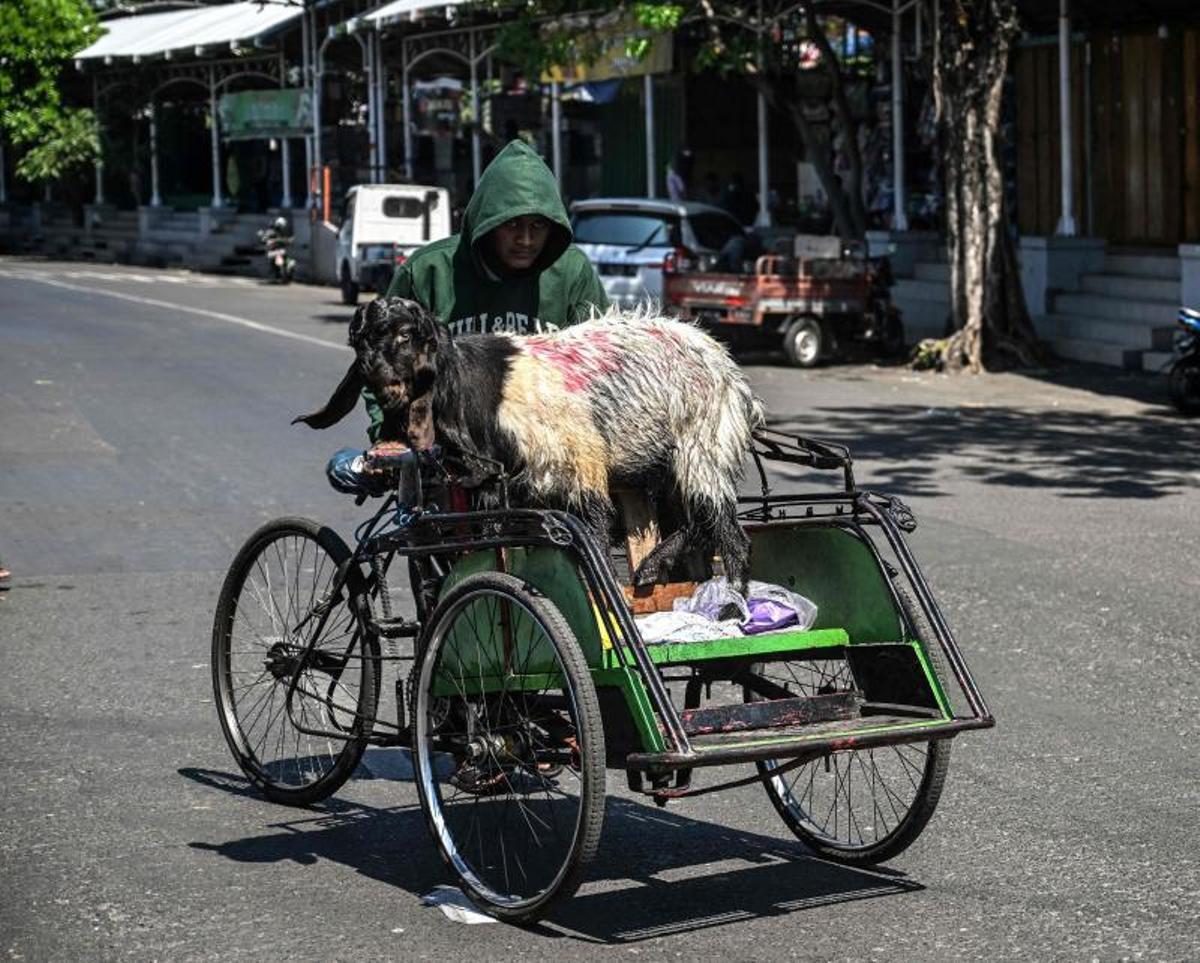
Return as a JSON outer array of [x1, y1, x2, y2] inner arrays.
[[325, 140, 609, 489], [383, 139, 609, 338]]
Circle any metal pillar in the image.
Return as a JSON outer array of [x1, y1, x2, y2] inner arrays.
[[469, 32, 481, 186], [402, 41, 413, 181], [149, 102, 162, 207], [755, 90, 770, 226], [551, 80, 563, 188], [1055, 0, 1077, 236], [281, 138, 293, 208], [0, 139, 6, 204], [93, 76, 105, 205], [301, 10, 314, 208], [643, 73, 656, 198], [209, 66, 223, 208], [890, 0, 908, 231], [375, 32, 388, 182], [360, 32, 378, 183], [315, 34, 332, 213], [755, 2, 769, 226]]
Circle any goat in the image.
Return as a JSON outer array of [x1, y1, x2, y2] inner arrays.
[[295, 297, 764, 589]]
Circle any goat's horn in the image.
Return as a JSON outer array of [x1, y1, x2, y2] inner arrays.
[[292, 363, 365, 429]]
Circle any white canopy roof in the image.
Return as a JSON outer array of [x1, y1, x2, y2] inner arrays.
[[361, 0, 466, 28], [76, 3, 303, 61]]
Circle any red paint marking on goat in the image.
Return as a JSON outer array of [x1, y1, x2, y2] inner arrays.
[[526, 332, 622, 393]]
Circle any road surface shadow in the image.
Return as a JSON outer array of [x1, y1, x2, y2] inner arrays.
[[766, 404, 1200, 499], [180, 767, 921, 943]]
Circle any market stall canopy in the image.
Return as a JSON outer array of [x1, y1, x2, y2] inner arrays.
[[361, 0, 467, 29], [75, 2, 303, 62]]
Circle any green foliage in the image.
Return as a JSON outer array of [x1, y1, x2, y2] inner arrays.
[[14, 109, 99, 182], [0, 0, 101, 183]]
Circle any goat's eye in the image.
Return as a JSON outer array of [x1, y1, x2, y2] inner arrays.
[[394, 333, 409, 345]]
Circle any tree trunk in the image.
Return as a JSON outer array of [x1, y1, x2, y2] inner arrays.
[[933, 0, 1048, 371]]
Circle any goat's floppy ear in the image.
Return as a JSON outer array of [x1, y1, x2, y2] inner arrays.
[[347, 303, 368, 348], [292, 363, 365, 429], [406, 392, 436, 451]]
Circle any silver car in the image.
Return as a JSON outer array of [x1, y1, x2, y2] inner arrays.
[[570, 198, 747, 310]]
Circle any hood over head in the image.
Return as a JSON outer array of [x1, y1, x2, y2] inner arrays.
[[460, 140, 572, 277]]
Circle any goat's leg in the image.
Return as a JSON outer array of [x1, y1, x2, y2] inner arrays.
[[578, 492, 618, 576], [712, 508, 751, 595], [631, 528, 691, 587]]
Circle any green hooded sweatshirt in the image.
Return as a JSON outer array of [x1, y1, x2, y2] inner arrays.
[[366, 140, 609, 441]]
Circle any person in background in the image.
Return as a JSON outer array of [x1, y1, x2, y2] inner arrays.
[[666, 149, 694, 202]]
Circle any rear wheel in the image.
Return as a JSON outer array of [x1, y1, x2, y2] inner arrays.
[[212, 517, 378, 805], [749, 588, 951, 864], [1168, 356, 1200, 415], [783, 316, 824, 367], [413, 572, 606, 922]]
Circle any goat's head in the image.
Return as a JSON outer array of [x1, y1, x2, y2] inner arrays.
[[293, 297, 442, 449], [349, 297, 441, 413]]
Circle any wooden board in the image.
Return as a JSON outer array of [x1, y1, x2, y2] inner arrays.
[[621, 581, 698, 616]]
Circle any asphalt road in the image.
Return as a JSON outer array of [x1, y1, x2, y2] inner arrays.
[[2, 257, 1198, 961]]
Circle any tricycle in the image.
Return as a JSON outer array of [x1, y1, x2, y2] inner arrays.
[[211, 432, 993, 922], [663, 238, 905, 367]]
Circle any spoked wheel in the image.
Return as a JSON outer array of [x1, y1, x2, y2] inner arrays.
[[212, 517, 379, 806], [413, 572, 605, 923], [748, 591, 951, 864], [1168, 357, 1200, 415]]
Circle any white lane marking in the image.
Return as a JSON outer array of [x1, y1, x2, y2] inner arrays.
[[58, 268, 255, 287], [0, 268, 348, 353]]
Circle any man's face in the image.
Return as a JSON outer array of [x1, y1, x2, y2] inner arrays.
[[489, 215, 552, 272]]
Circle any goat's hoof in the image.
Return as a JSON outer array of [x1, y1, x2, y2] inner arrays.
[[631, 565, 660, 588]]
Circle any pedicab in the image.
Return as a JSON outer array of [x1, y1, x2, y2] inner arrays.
[[211, 431, 994, 923]]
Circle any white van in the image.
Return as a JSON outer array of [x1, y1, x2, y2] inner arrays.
[[336, 183, 452, 305]]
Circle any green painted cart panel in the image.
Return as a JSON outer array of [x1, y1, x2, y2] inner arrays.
[[602, 626, 849, 670], [442, 548, 606, 668], [748, 525, 902, 643]]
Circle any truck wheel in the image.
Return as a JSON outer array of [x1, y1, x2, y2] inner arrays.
[[783, 316, 824, 368], [340, 265, 359, 306]]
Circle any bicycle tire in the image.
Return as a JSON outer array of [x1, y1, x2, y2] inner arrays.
[[412, 572, 606, 922], [212, 517, 379, 806]]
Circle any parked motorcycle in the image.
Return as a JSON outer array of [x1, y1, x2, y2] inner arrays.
[[1168, 307, 1200, 415], [257, 218, 295, 284]]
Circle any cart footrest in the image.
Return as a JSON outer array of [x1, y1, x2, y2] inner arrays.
[[628, 713, 992, 770], [681, 691, 861, 736]]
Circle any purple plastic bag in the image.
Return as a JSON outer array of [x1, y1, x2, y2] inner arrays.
[[742, 598, 799, 635]]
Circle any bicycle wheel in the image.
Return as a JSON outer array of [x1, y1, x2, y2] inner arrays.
[[749, 587, 951, 864], [413, 572, 605, 923], [212, 517, 379, 806]]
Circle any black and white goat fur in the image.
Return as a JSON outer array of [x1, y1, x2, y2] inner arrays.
[[295, 297, 764, 588]]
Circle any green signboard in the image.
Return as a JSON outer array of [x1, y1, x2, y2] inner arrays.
[[218, 89, 312, 141]]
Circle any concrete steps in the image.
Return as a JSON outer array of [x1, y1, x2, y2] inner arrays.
[[1079, 273, 1180, 301], [1103, 254, 1180, 279], [1042, 314, 1175, 352], [1044, 251, 1182, 371], [1049, 335, 1141, 369], [1053, 292, 1178, 324]]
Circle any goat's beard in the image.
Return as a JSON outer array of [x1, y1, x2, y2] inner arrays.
[[376, 381, 410, 410]]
